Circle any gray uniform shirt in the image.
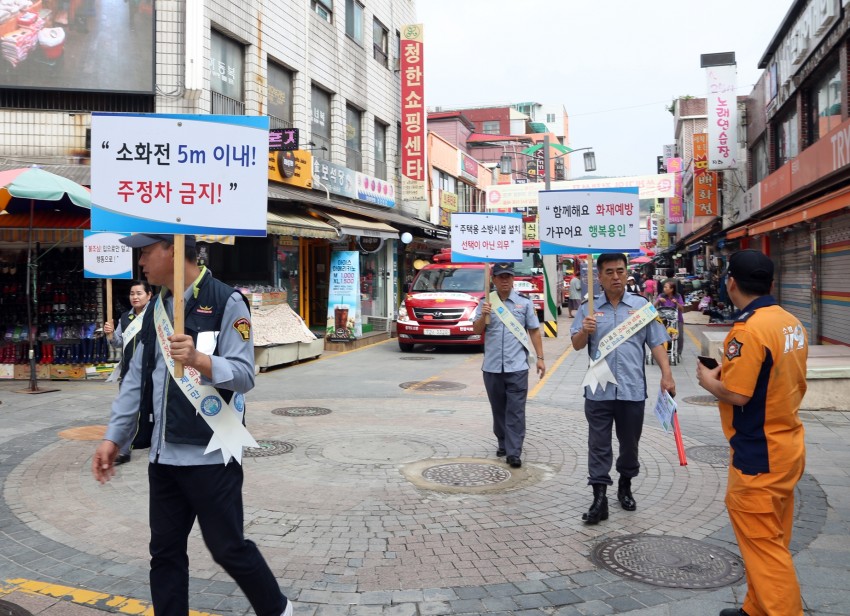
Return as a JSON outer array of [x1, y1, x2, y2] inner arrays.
[[104, 286, 255, 465], [570, 291, 669, 401], [474, 290, 540, 373]]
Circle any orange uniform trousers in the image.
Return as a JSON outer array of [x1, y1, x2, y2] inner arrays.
[[725, 454, 805, 616]]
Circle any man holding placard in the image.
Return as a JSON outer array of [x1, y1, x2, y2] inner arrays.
[[472, 262, 546, 469], [570, 253, 676, 525], [91, 234, 291, 616]]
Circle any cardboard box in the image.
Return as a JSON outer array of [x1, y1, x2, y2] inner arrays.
[[0, 364, 14, 379], [35, 364, 51, 379], [51, 364, 86, 380], [13, 365, 30, 380]]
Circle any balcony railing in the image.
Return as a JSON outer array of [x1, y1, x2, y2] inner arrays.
[[211, 92, 245, 115], [268, 115, 293, 130]]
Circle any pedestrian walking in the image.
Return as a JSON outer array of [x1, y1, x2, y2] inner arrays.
[[655, 279, 685, 360], [570, 253, 676, 524], [697, 249, 807, 616], [625, 275, 641, 295], [102, 279, 153, 465], [472, 262, 545, 469], [642, 276, 657, 303], [91, 234, 291, 616], [568, 272, 582, 317]]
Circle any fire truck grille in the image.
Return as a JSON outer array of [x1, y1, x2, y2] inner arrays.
[[412, 307, 466, 321]]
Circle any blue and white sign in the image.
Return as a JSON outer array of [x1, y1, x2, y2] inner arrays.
[[539, 188, 640, 255], [450, 212, 523, 263], [83, 231, 133, 279], [90, 113, 269, 236]]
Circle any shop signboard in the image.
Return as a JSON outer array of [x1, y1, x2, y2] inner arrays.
[[693, 133, 709, 177], [706, 64, 738, 170], [668, 170, 684, 223], [450, 212, 523, 263], [313, 158, 357, 199], [439, 190, 458, 226], [326, 250, 362, 342], [268, 149, 313, 188], [657, 214, 670, 249], [355, 172, 395, 208], [538, 187, 640, 255], [268, 128, 299, 152], [91, 113, 269, 236], [694, 171, 718, 216], [400, 24, 427, 203], [459, 152, 479, 183], [739, 182, 762, 223], [83, 232, 133, 279]]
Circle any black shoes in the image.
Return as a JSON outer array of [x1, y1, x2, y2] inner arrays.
[[496, 448, 506, 457], [617, 476, 637, 511], [115, 453, 131, 466], [582, 484, 609, 524], [506, 455, 522, 468], [719, 609, 748, 616]]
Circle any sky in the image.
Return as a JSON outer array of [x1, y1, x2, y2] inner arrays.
[[415, 0, 795, 178]]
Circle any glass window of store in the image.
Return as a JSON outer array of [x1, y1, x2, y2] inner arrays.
[[276, 239, 301, 314], [345, 0, 363, 44], [346, 105, 362, 171], [751, 138, 768, 183], [458, 181, 477, 212], [374, 120, 387, 180], [268, 62, 293, 129], [311, 85, 332, 154], [358, 237, 387, 318], [210, 31, 244, 115], [776, 106, 798, 167], [809, 64, 842, 145]]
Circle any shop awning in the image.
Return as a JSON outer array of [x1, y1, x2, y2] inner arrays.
[[314, 209, 399, 240], [267, 208, 338, 239], [680, 220, 720, 246], [0, 210, 88, 243], [746, 185, 850, 237], [724, 226, 748, 240], [326, 201, 448, 236], [0, 161, 91, 186]]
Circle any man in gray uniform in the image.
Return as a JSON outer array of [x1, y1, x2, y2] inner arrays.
[[571, 253, 676, 525], [472, 262, 546, 468], [91, 234, 291, 616]]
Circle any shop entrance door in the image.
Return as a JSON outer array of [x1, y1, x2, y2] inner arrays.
[[360, 249, 387, 318], [306, 240, 329, 333]]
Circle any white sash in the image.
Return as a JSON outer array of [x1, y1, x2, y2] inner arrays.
[[490, 292, 536, 365], [153, 295, 258, 464], [121, 305, 148, 352], [582, 302, 659, 393]]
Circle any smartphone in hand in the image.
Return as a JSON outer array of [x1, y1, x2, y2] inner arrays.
[[697, 355, 719, 369]]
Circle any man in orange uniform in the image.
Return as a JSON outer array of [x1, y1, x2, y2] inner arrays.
[[697, 249, 807, 616]]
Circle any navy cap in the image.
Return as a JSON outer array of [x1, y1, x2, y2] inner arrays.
[[491, 263, 515, 276], [119, 234, 197, 248], [727, 249, 774, 284]]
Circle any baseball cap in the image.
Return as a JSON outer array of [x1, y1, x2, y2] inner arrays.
[[726, 249, 774, 283], [120, 234, 197, 248], [491, 263, 515, 276]]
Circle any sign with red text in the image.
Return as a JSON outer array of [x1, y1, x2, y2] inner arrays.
[[83, 231, 133, 279], [450, 212, 523, 262], [694, 171, 718, 216], [91, 113, 269, 235], [400, 24, 427, 203], [707, 64, 738, 170], [668, 170, 684, 223], [693, 133, 709, 178], [539, 188, 640, 254]]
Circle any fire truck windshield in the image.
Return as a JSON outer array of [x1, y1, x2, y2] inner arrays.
[[513, 250, 543, 276]]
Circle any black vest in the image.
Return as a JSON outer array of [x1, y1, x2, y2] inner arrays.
[[134, 271, 249, 449], [119, 310, 143, 380]]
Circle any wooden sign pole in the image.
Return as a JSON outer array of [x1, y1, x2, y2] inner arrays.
[[586, 254, 595, 315], [105, 279, 113, 326], [173, 235, 185, 378], [484, 263, 491, 325]]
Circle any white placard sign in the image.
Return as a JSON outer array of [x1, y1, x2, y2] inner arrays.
[[90, 113, 269, 235], [83, 231, 133, 279], [538, 188, 640, 255], [450, 212, 523, 262]]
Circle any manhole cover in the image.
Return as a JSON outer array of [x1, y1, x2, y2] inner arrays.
[[0, 600, 34, 616], [591, 534, 744, 589], [244, 440, 295, 457], [272, 406, 332, 417], [400, 380, 467, 391], [683, 395, 719, 406], [400, 356, 435, 361], [687, 445, 729, 465], [421, 463, 511, 487]]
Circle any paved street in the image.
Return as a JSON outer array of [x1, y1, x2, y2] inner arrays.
[[0, 316, 848, 615]]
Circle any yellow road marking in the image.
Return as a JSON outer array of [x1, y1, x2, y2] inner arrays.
[[685, 325, 703, 352], [1, 579, 218, 616], [313, 336, 394, 361], [529, 345, 574, 400]]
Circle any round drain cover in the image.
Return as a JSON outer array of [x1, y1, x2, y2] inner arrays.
[[683, 395, 719, 406], [687, 445, 729, 465], [272, 406, 332, 417], [0, 600, 34, 616], [244, 440, 294, 457], [592, 534, 743, 589], [399, 380, 467, 391], [422, 462, 510, 487], [399, 356, 435, 361]]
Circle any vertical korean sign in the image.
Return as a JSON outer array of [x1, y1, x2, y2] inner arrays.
[[90, 113, 269, 235], [326, 251, 362, 342], [666, 157, 684, 223], [538, 188, 640, 254], [707, 64, 738, 170], [694, 171, 718, 216], [400, 24, 427, 204], [693, 133, 709, 178]]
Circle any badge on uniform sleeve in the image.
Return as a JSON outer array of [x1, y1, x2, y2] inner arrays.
[[725, 337, 744, 361], [232, 317, 251, 341]]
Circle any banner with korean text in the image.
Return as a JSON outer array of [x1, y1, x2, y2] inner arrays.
[[450, 212, 523, 263], [400, 24, 427, 203], [83, 232, 133, 279], [694, 171, 719, 216], [538, 188, 640, 255], [707, 64, 738, 170], [91, 113, 269, 235]]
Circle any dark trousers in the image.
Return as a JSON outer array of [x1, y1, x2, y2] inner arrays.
[[584, 399, 645, 486], [148, 463, 286, 616], [483, 370, 528, 458]]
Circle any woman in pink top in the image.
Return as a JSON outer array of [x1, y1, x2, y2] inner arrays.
[[643, 277, 657, 302]]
